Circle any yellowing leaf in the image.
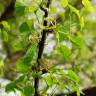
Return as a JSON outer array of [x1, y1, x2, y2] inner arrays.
[[80, 17, 84, 30], [0, 60, 4, 67], [27, 6, 36, 13], [50, 6, 57, 14], [82, 0, 94, 13], [1, 21, 10, 30], [61, 0, 68, 7]]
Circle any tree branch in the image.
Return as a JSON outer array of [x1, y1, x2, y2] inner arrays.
[[34, 0, 52, 96], [0, 0, 16, 21]]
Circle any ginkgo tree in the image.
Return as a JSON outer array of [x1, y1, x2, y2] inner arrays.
[[0, 0, 94, 96]]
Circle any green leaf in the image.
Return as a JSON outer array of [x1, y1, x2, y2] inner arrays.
[[15, 0, 26, 16], [16, 57, 31, 73], [68, 70, 79, 83], [68, 4, 80, 18], [19, 22, 30, 32], [2, 30, 8, 42], [0, 60, 4, 67], [14, 75, 27, 84], [26, 1, 39, 13], [13, 34, 29, 51], [19, 20, 34, 33], [1, 21, 10, 30], [76, 88, 83, 96], [60, 0, 68, 7], [0, 29, 1, 34], [16, 45, 37, 73], [82, 0, 94, 13], [13, 42, 23, 51], [26, 6, 36, 13], [56, 25, 69, 42], [0, 4, 5, 16], [70, 34, 84, 49], [26, 20, 34, 32], [58, 81, 65, 89], [24, 85, 34, 96], [76, 88, 84, 96], [80, 17, 84, 30], [50, 6, 57, 14], [45, 74, 54, 87], [0, 60, 4, 77], [56, 45, 71, 60], [25, 45, 37, 59], [6, 83, 16, 92], [15, 6, 25, 16], [68, 4, 85, 29], [15, 0, 27, 6]]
